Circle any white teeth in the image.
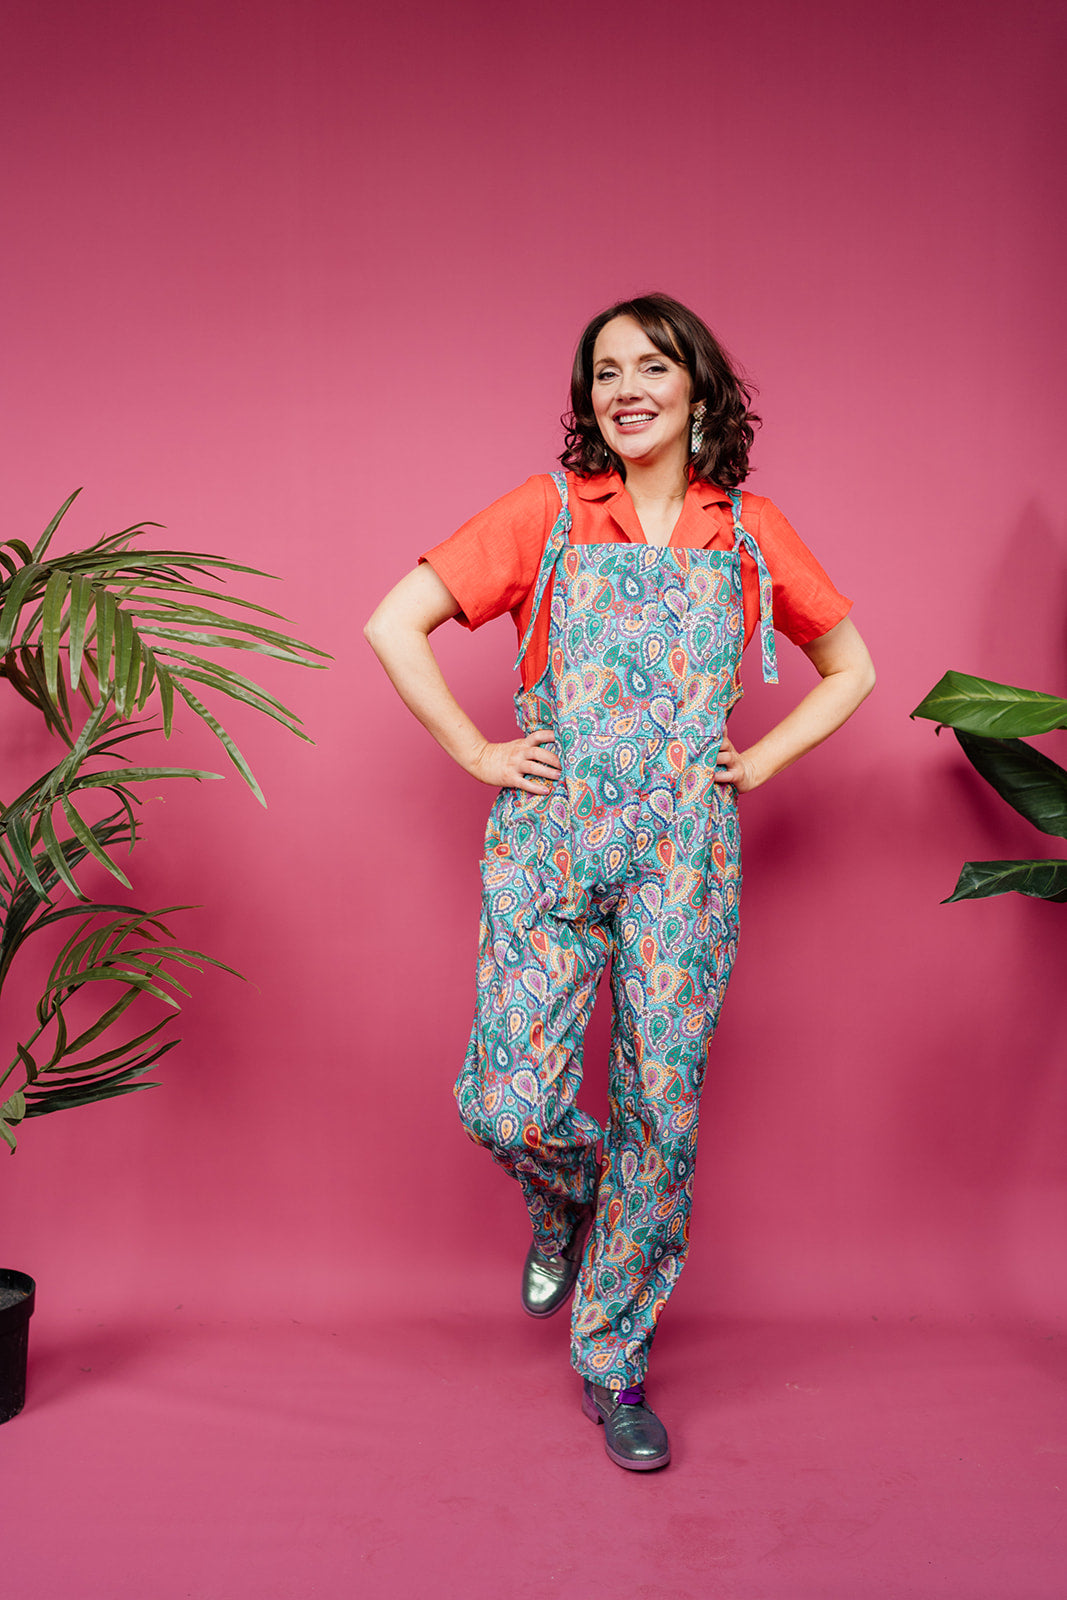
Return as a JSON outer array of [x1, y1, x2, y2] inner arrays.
[[616, 413, 655, 424]]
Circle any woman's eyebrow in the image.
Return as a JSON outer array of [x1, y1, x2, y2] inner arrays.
[[594, 348, 672, 367]]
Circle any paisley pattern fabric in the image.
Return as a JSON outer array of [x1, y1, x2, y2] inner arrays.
[[455, 472, 775, 1389]]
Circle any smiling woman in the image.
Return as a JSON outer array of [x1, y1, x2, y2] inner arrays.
[[590, 320, 697, 501], [571, 294, 759, 503], [364, 291, 875, 1473]]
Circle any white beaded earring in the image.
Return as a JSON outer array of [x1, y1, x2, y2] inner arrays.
[[690, 402, 706, 456]]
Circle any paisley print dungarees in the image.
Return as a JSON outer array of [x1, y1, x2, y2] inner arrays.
[[455, 473, 778, 1389]]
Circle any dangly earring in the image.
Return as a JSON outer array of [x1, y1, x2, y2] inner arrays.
[[690, 402, 706, 456]]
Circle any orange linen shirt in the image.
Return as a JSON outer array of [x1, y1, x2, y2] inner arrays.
[[422, 471, 852, 690]]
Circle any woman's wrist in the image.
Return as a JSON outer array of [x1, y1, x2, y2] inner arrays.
[[463, 736, 492, 783], [737, 749, 763, 791]]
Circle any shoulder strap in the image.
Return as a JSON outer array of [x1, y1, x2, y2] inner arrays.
[[513, 471, 571, 671], [728, 490, 778, 685]]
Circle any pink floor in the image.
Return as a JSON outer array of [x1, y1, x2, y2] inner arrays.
[[4, 1287, 1064, 1599]]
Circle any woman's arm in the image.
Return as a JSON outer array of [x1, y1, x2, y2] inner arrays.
[[363, 563, 561, 794], [714, 616, 875, 792]]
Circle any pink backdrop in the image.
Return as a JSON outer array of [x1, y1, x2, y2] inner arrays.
[[2, 0, 1065, 1338]]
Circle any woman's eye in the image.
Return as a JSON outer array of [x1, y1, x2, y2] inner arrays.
[[645, 363, 668, 374]]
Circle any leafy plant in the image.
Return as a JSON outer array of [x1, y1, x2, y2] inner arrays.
[[0, 492, 326, 1149], [911, 670, 1067, 904]]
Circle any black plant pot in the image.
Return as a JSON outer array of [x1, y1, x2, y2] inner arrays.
[[0, 1269, 35, 1423]]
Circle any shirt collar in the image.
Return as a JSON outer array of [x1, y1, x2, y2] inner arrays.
[[572, 469, 732, 507], [571, 470, 734, 548]]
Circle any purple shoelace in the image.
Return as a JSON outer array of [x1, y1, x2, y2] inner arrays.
[[617, 1383, 645, 1406]]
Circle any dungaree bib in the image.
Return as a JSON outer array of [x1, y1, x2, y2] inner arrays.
[[456, 472, 778, 1388]]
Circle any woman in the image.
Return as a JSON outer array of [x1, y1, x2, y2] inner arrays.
[[365, 294, 874, 1472]]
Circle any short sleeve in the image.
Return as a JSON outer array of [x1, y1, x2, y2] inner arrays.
[[754, 497, 852, 646], [420, 475, 554, 632]]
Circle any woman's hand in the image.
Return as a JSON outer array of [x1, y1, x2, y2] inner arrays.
[[712, 617, 875, 794], [469, 728, 561, 793], [714, 731, 758, 792]]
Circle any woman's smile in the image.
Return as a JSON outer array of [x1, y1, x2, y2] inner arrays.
[[613, 409, 658, 431]]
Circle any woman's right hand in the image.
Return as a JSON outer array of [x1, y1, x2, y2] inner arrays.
[[468, 728, 561, 794]]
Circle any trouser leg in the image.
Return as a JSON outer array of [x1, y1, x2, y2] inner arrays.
[[455, 862, 609, 1256], [570, 787, 742, 1388]]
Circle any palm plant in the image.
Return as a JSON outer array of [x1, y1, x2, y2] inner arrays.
[[0, 492, 326, 1149], [912, 671, 1067, 903]]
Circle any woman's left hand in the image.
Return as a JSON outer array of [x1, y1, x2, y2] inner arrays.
[[714, 732, 758, 792]]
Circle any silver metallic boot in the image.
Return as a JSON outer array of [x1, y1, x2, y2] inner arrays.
[[581, 1380, 671, 1471], [520, 1206, 594, 1318]]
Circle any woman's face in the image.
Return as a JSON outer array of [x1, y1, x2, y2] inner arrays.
[[590, 315, 695, 472]]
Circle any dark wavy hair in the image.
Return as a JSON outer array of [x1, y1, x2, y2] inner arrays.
[[560, 292, 760, 489]]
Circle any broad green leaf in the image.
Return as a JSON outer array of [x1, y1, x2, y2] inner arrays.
[[0, 564, 45, 654], [23, 1066, 172, 1117], [0, 1121, 15, 1151], [16, 1042, 38, 1082], [41, 1003, 68, 1071], [59, 797, 132, 890], [955, 731, 1067, 839], [26, 1056, 167, 1099], [168, 667, 309, 738], [154, 647, 305, 719], [112, 607, 134, 712], [136, 645, 156, 710], [75, 644, 99, 705], [5, 813, 49, 899], [913, 672, 1067, 737], [1, 1090, 26, 1124], [52, 653, 72, 728], [16, 644, 73, 740], [66, 550, 264, 580], [137, 624, 314, 663], [130, 607, 326, 658], [44, 963, 183, 1006], [173, 681, 265, 804], [70, 765, 222, 787], [34, 1034, 178, 1089], [60, 980, 152, 1052], [123, 627, 142, 712], [95, 589, 116, 686], [38, 807, 88, 900], [30, 489, 82, 562], [41, 569, 69, 698], [67, 573, 93, 689], [945, 859, 1067, 903], [157, 660, 174, 735], [59, 1018, 168, 1076], [125, 581, 287, 617]]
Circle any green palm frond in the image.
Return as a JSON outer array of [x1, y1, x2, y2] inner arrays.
[[1, 718, 221, 904], [0, 903, 239, 1149], [0, 493, 319, 1150], [1, 491, 330, 799]]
